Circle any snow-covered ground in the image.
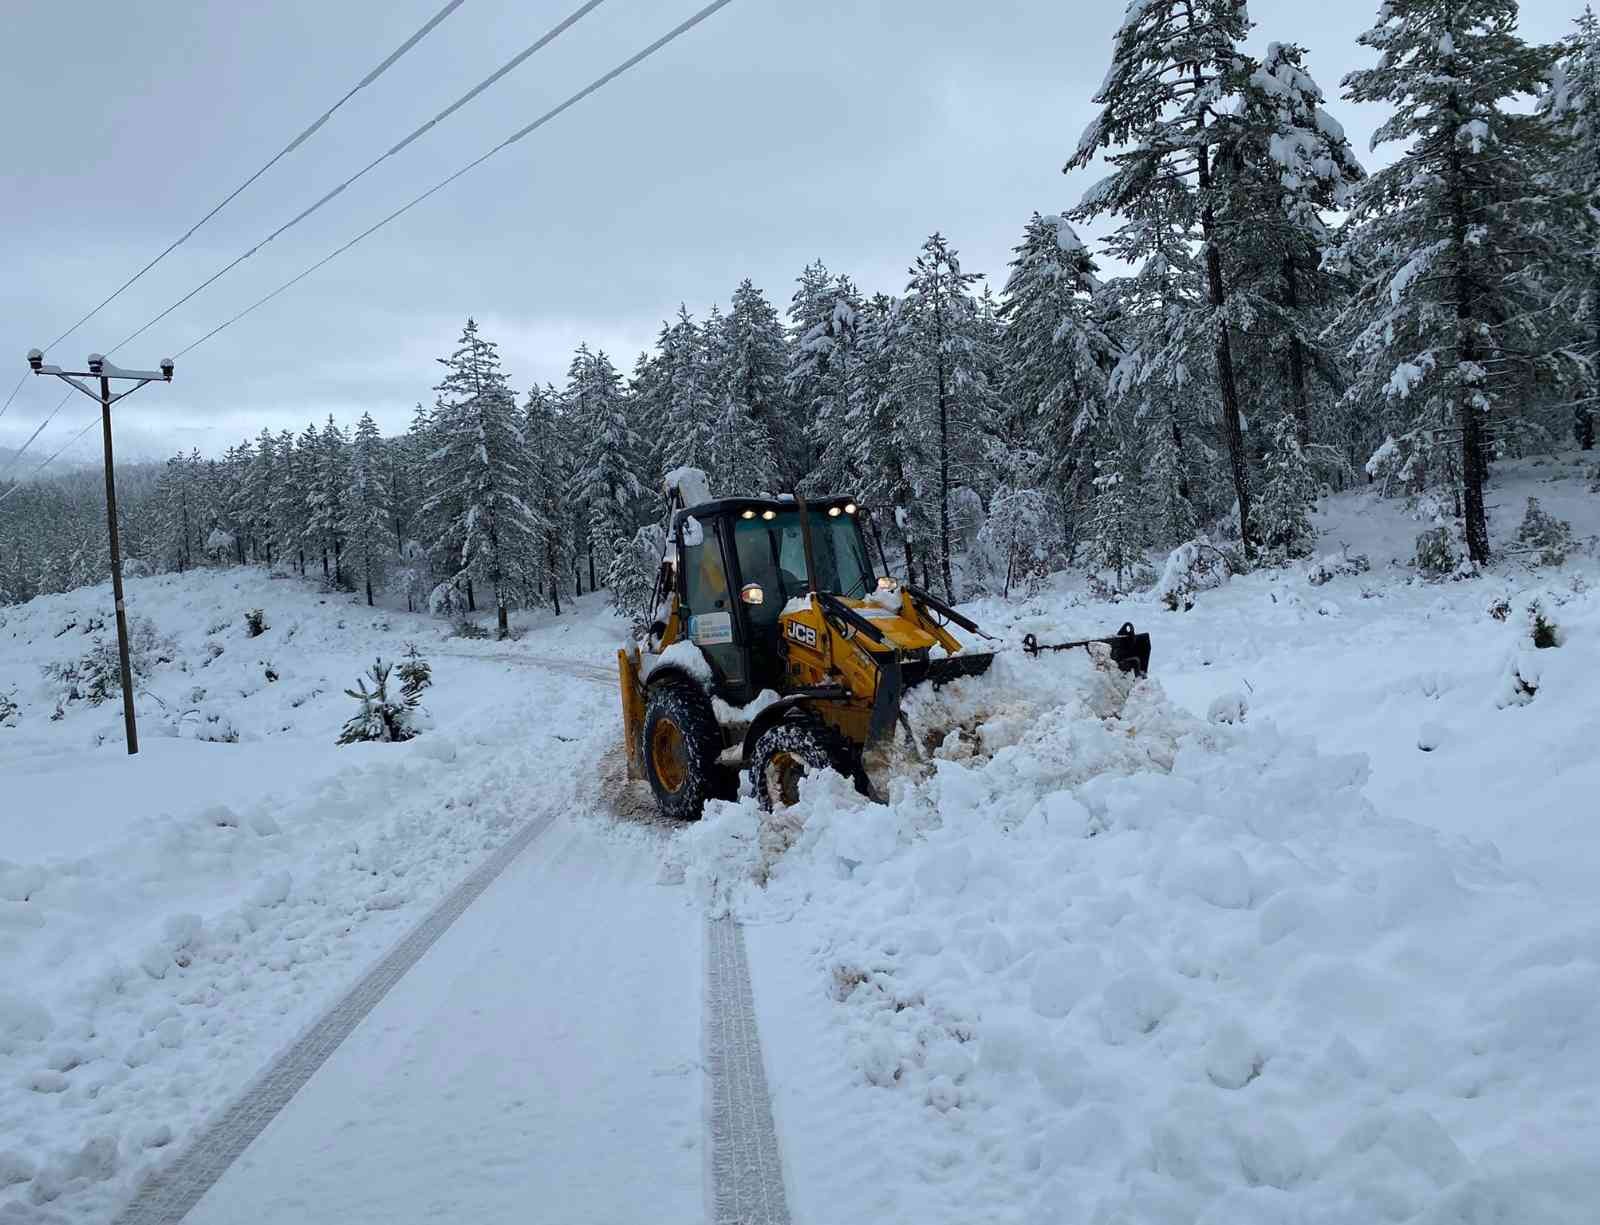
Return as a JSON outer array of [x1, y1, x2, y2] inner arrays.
[[2, 452, 1597, 1223], [0, 574, 628, 1220], [681, 452, 1600, 1224]]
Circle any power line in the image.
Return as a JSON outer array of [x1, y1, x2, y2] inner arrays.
[[179, 0, 738, 360], [0, 414, 98, 508], [40, 0, 471, 358], [0, 373, 25, 424], [5, 0, 740, 503], [112, 0, 611, 356]]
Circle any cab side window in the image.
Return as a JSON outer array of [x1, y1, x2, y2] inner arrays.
[[683, 533, 729, 615]]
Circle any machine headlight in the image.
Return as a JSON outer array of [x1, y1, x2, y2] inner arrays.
[[761, 509, 776, 521], [845, 502, 857, 514], [742, 509, 756, 519], [827, 506, 841, 517], [878, 576, 897, 592]]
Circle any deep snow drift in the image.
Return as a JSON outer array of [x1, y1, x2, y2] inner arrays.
[[680, 452, 1600, 1225]]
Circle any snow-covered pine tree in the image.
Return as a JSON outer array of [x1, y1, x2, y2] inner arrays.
[[1542, 7, 1600, 451], [1068, 0, 1258, 552], [1337, 0, 1587, 563], [1144, 414, 1199, 548], [788, 262, 860, 490], [704, 299, 779, 495], [306, 417, 349, 585], [1256, 412, 1318, 560], [566, 344, 643, 598], [1086, 431, 1145, 590], [524, 382, 572, 613], [422, 319, 537, 637], [901, 233, 989, 599], [654, 306, 719, 481], [155, 450, 201, 573], [721, 278, 792, 487], [343, 412, 396, 606], [1218, 42, 1365, 451], [244, 427, 277, 564], [998, 213, 1119, 552]]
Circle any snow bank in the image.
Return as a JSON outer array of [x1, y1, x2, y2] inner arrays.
[[682, 640, 1600, 1222]]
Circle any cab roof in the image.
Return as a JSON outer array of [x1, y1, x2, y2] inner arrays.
[[678, 494, 860, 520]]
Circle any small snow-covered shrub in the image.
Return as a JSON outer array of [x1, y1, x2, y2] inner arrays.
[[1154, 537, 1233, 611], [192, 704, 239, 743], [244, 608, 268, 637], [1523, 593, 1564, 650], [1413, 526, 1461, 578], [0, 688, 18, 729], [1486, 594, 1512, 621], [449, 618, 490, 640], [1306, 549, 1370, 587], [337, 659, 419, 745], [41, 616, 174, 707], [1515, 497, 1573, 567], [397, 643, 432, 702]]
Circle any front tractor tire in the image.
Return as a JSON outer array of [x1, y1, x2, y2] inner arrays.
[[641, 678, 723, 821], [749, 719, 856, 812]]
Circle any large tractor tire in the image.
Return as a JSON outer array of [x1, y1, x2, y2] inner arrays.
[[641, 677, 723, 821], [748, 718, 856, 812]]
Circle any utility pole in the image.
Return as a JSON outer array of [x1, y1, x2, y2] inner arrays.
[[26, 349, 173, 755]]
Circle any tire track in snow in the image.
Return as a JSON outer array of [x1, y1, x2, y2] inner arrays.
[[432, 648, 614, 683], [113, 809, 561, 1225], [706, 917, 792, 1225]]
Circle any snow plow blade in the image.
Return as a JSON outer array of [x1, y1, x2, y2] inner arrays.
[[918, 652, 997, 688]]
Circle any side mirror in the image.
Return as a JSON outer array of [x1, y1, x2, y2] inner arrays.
[[740, 583, 766, 606]]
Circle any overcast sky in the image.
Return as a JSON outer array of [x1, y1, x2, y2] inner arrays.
[[0, 0, 1581, 465]]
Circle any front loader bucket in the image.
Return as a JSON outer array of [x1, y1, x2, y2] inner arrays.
[[1107, 624, 1152, 678]]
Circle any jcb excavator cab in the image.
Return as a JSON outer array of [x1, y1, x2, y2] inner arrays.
[[654, 495, 875, 704], [617, 470, 1151, 821]]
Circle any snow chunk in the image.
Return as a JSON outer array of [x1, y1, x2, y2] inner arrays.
[[664, 466, 712, 508], [1207, 691, 1249, 724], [648, 640, 713, 690]]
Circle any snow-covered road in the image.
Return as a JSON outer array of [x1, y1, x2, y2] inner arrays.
[[177, 816, 705, 1225]]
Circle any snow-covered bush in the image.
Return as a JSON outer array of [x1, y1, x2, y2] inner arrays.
[[1154, 537, 1232, 611], [1485, 593, 1512, 621], [0, 688, 18, 729], [1515, 497, 1573, 566], [244, 608, 268, 637], [977, 486, 1057, 599], [1523, 592, 1564, 650], [1305, 548, 1370, 587], [192, 704, 239, 744], [40, 616, 174, 707], [1413, 526, 1461, 577], [336, 659, 419, 745]]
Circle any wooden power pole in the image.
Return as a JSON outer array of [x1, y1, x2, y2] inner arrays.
[[27, 349, 173, 755]]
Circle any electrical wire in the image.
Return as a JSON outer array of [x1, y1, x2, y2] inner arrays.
[[0, 413, 98, 508], [0, 373, 25, 424], [3, 0, 740, 504], [177, 0, 738, 360], [40, 0, 470, 358], [112, 0, 611, 356]]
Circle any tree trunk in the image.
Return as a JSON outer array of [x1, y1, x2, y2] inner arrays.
[[466, 577, 476, 613], [934, 297, 954, 601], [1448, 90, 1491, 565], [321, 548, 329, 579], [1194, 124, 1253, 553], [497, 603, 509, 638], [1583, 273, 1599, 450], [365, 575, 374, 606], [588, 542, 597, 593], [548, 537, 563, 615], [1282, 254, 1312, 446]]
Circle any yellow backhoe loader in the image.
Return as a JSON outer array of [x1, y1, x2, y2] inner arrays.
[[618, 471, 1151, 818]]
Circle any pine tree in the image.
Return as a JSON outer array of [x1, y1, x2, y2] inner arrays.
[[566, 344, 643, 597], [1219, 42, 1365, 448], [721, 278, 792, 486], [1337, 0, 1587, 563], [244, 427, 278, 564], [343, 412, 396, 606], [1086, 432, 1145, 589], [655, 306, 718, 479], [901, 233, 988, 599], [524, 383, 571, 613], [1543, 7, 1600, 451], [306, 417, 349, 585], [788, 262, 860, 488], [1068, 0, 1258, 551], [1256, 413, 1317, 559], [273, 428, 310, 575], [998, 213, 1119, 548], [423, 319, 538, 636]]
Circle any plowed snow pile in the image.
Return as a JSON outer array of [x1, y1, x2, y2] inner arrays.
[[681, 650, 1599, 1224]]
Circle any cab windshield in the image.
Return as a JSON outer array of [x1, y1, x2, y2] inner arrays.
[[732, 509, 874, 619]]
